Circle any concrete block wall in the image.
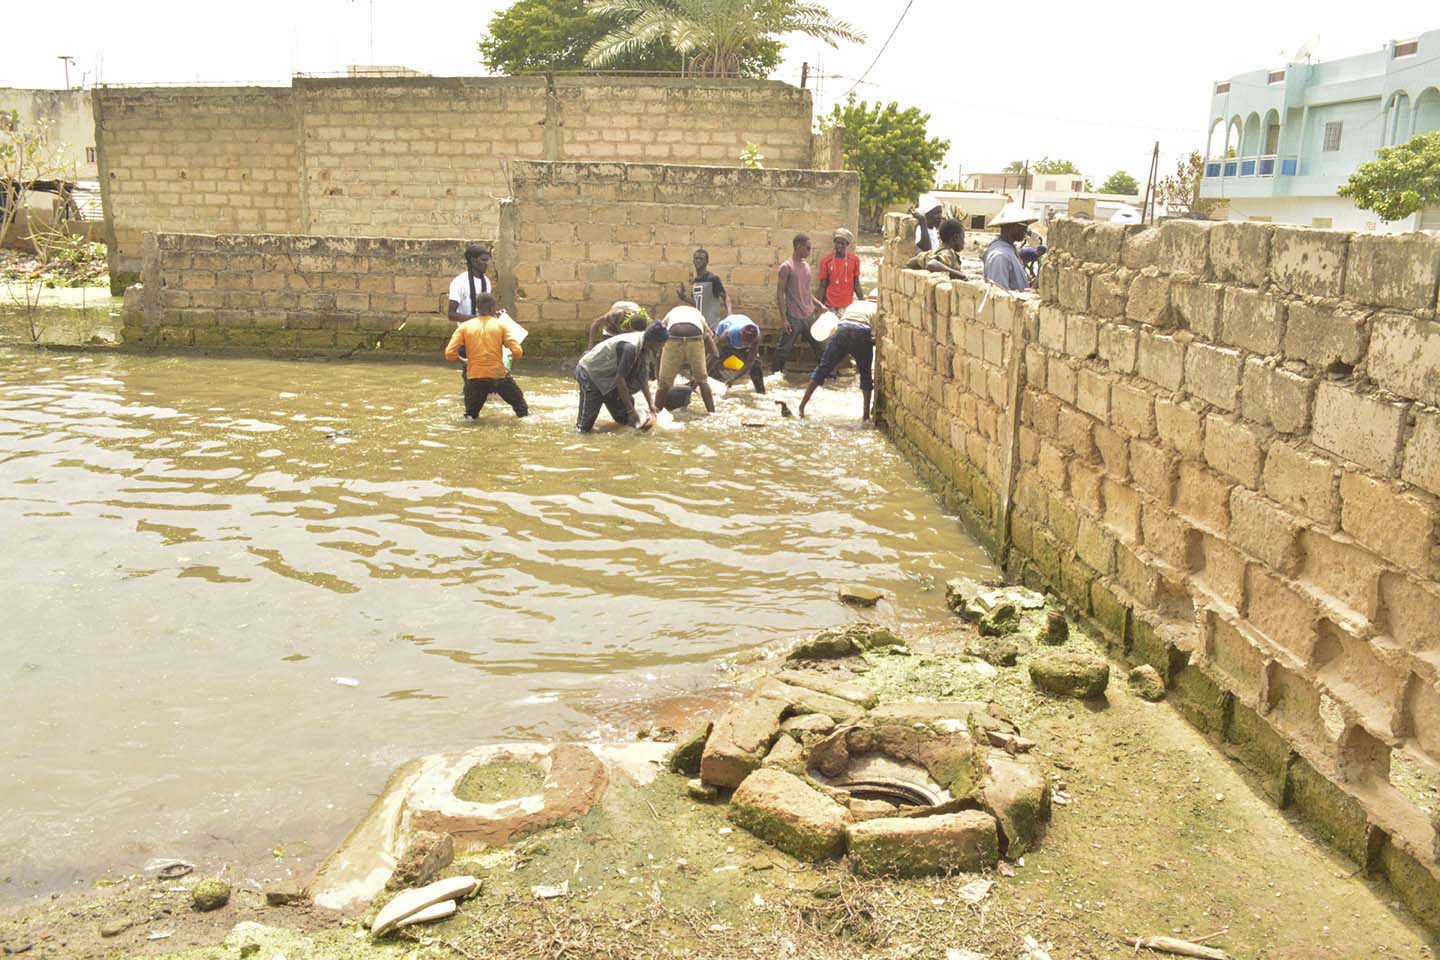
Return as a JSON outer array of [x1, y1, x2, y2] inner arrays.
[[507, 161, 859, 338], [125, 233, 479, 357], [95, 77, 816, 284], [94, 87, 301, 284], [877, 212, 1440, 932]]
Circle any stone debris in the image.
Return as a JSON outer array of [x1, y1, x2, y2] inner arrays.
[[371, 876, 478, 937], [700, 697, 788, 788], [1041, 610, 1069, 645], [956, 878, 994, 904], [530, 880, 569, 900], [966, 638, 1019, 666], [387, 830, 453, 891], [981, 754, 1052, 858], [263, 882, 306, 907], [728, 768, 848, 862], [190, 878, 231, 912], [946, 579, 1047, 623], [775, 669, 878, 708], [761, 734, 806, 775], [847, 810, 1000, 877], [1129, 664, 1167, 701], [1028, 651, 1110, 699], [780, 713, 837, 737], [838, 584, 885, 606], [687, 778, 719, 801], [756, 679, 867, 722], [946, 950, 989, 960], [667, 723, 712, 776], [98, 919, 134, 938], [847, 798, 899, 821], [786, 624, 905, 661], [397, 899, 456, 928]]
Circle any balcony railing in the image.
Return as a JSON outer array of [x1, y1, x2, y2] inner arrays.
[[1203, 155, 1297, 179]]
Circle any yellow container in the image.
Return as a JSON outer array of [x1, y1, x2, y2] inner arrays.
[[722, 355, 745, 371]]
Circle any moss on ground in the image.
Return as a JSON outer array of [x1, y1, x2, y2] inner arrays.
[[453, 760, 546, 804]]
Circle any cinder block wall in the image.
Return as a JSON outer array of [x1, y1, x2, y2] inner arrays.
[[508, 161, 859, 341], [95, 77, 816, 285], [877, 212, 1440, 931], [125, 233, 480, 356]]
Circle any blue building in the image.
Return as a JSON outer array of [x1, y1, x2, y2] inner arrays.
[[1201, 31, 1440, 232]]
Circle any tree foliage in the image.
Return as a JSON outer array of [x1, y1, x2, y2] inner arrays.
[[479, 0, 680, 74], [1032, 157, 1082, 175], [1339, 131, 1440, 222], [1003, 160, 1026, 174], [1156, 150, 1217, 218], [824, 96, 950, 228], [1099, 170, 1139, 195], [584, 0, 862, 78]]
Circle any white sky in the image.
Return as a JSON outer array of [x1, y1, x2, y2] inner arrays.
[[4, 1, 1436, 184]]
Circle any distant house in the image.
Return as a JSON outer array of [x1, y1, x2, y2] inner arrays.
[[962, 172, 1034, 193], [1200, 31, 1440, 232]]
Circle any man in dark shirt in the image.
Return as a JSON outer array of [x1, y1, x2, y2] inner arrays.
[[677, 248, 731, 329], [574, 322, 668, 433]]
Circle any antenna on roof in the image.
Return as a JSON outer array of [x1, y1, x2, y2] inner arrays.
[[1292, 35, 1321, 64]]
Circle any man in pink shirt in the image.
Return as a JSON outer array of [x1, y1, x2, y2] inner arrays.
[[771, 233, 827, 375]]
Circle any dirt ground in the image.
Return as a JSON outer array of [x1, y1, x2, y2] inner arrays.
[[2, 615, 1434, 960]]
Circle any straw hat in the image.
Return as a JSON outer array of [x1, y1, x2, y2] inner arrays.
[[989, 203, 1039, 227]]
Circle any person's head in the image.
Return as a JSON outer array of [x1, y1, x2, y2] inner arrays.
[[938, 218, 965, 250], [472, 292, 499, 317], [991, 204, 1038, 244], [739, 322, 759, 345], [832, 227, 854, 258], [1000, 222, 1029, 243], [792, 233, 811, 260], [642, 321, 669, 353], [926, 206, 944, 229], [692, 248, 709, 275], [464, 242, 491, 276]]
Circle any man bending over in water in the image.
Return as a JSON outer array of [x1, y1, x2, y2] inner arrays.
[[444, 292, 528, 419]]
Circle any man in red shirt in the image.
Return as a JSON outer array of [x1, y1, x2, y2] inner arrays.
[[817, 227, 862, 312]]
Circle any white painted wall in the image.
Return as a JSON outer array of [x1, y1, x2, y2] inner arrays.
[[1221, 195, 1422, 233]]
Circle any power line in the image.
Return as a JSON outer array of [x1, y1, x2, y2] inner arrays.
[[843, 0, 916, 100]]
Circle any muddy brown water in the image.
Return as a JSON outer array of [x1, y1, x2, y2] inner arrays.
[[0, 295, 995, 906]]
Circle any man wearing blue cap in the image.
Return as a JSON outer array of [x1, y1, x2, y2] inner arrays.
[[574, 322, 669, 432], [709, 314, 765, 394]]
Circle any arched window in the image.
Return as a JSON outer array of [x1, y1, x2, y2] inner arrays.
[[1241, 112, 1262, 156], [1385, 91, 1412, 145], [1262, 109, 1281, 155], [1206, 118, 1226, 158], [1415, 87, 1440, 137]]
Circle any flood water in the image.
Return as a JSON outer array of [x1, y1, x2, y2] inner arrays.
[[0, 295, 995, 904]]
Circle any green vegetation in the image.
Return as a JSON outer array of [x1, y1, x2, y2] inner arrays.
[[1339, 130, 1440, 222], [478, 0, 683, 74], [1099, 170, 1139, 195], [583, 0, 862, 78], [822, 96, 950, 230]]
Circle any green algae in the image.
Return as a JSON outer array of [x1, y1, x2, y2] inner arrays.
[[454, 760, 546, 804]]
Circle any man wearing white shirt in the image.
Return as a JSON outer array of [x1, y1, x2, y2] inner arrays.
[[447, 243, 493, 321]]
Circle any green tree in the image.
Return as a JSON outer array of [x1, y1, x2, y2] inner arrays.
[[1339, 131, 1440, 222], [1157, 150, 1218, 218], [823, 96, 950, 229], [1003, 160, 1026, 174], [1032, 157, 1082, 175], [479, 0, 680, 74], [1100, 170, 1139, 195], [584, 0, 862, 78]]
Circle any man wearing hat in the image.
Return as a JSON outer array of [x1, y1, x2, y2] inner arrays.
[[818, 227, 863, 313], [574, 322, 668, 433], [908, 195, 944, 252], [984, 203, 1039, 291]]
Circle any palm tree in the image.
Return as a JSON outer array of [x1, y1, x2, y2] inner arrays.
[[584, 0, 864, 78]]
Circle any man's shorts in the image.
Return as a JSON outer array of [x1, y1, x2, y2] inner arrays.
[[811, 321, 874, 392]]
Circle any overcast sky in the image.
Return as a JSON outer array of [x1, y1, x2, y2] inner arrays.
[[4, 1, 1436, 184]]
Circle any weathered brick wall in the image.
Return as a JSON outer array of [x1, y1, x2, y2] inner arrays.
[[94, 87, 301, 284], [95, 77, 816, 285], [877, 212, 1440, 931], [124, 233, 478, 357], [508, 161, 859, 339]]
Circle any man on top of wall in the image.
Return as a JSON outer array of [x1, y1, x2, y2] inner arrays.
[[677, 248, 731, 329], [983, 204, 1039, 292], [907, 195, 944, 252], [818, 227, 863, 313]]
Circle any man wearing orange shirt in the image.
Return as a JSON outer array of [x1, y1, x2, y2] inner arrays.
[[817, 227, 862, 312], [443, 292, 529, 419]]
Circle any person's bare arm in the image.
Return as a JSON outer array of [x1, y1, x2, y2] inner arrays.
[[776, 269, 791, 334], [852, 261, 863, 300], [447, 299, 468, 323], [702, 324, 719, 365], [588, 313, 612, 348]]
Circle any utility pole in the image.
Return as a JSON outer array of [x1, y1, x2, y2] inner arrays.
[[1020, 159, 1029, 207], [800, 62, 809, 89], [1142, 142, 1160, 223], [57, 55, 75, 89]]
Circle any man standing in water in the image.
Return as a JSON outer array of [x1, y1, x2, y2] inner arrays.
[[446, 243, 494, 380], [798, 299, 876, 422], [443, 292, 528, 418], [709, 314, 765, 394], [654, 305, 718, 415], [677, 248, 731, 329], [771, 234, 826, 376], [817, 227, 863, 313], [574, 322, 669, 433]]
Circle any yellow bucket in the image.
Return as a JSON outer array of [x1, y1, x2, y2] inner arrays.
[[722, 355, 745, 371]]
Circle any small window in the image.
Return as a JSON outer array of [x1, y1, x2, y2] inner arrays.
[[1311, 217, 1334, 228], [1394, 40, 1419, 58], [85, 146, 96, 164], [1045, 179, 1056, 191], [1268, 70, 1286, 85], [1323, 122, 1343, 151], [1215, 81, 1231, 94]]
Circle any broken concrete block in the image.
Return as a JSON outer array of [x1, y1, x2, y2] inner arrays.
[[780, 713, 837, 738], [1129, 665, 1166, 701], [786, 625, 904, 661], [387, 831, 454, 891], [699, 698, 787, 788], [1041, 610, 1069, 645], [1028, 651, 1110, 699], [687, 778, 719, 802], [761, 733, 806, 775], [756, 679, 867, 723], [944, 578, 987, 622], [967, 638, 1019, 667], [847, 811, 1000, 877], [981, 755, 1051, 859], [667, 723, 712, 777], [839, 584, 884, 606], [775, 670, 878, 708], [728, 768, 848, 862]]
